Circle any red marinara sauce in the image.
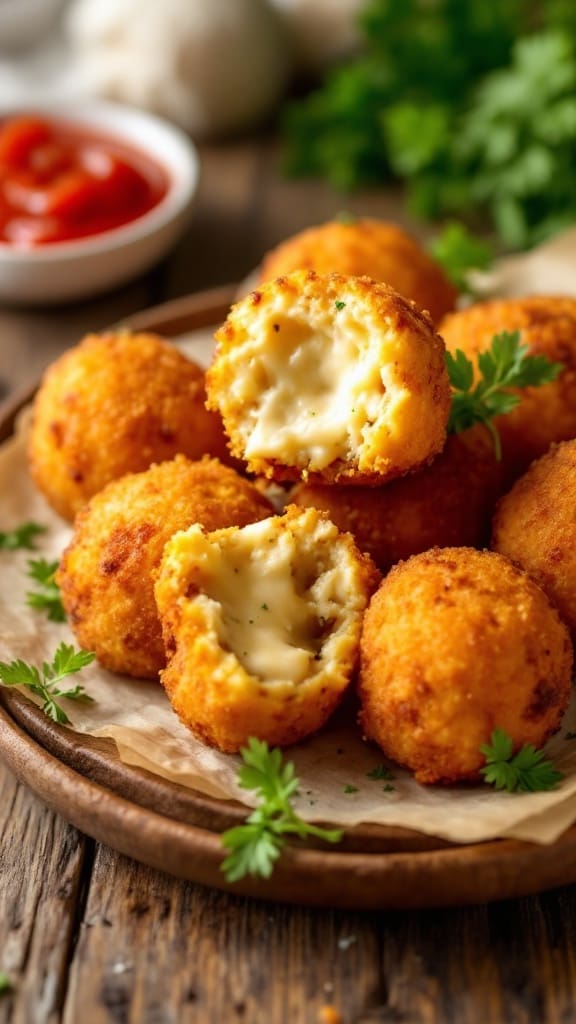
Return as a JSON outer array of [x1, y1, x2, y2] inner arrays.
[[0, 115, 169, 247]]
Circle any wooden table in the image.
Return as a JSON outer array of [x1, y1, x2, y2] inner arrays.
[[1, 139, 576, 1024]]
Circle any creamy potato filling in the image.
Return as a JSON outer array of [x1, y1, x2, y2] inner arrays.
[[236, 312, 408, 470], [192, 518, 349, 685]]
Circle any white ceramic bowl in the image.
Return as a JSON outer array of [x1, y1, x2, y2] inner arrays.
[[0, 100, 199, 304]]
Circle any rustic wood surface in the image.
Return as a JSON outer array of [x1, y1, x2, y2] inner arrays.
[[1, 136, 576, 1023]]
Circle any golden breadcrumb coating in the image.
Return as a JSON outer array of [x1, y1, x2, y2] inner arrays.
[[259, 218, 457, 325], [29, 331, 233, 521], [439, 297, 576, 480], [207, 271, 451, 485], [292, 424, 506, 573], [57, 456, 273, 679], [492, 440, 576, 639], [155, 505, 380, 752], [359, 547, 572, 785]]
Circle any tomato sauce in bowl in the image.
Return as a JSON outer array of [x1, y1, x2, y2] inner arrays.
[[0, 115, 169, 247]]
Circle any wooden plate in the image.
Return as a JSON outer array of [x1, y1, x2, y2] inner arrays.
[[2, 285, 576, 909]]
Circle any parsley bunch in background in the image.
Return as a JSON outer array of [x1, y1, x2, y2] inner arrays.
[[284, 0, 576, 249]]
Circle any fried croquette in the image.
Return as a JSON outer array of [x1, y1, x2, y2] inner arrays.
[[259, 218, 457, 325], [439, 297, 576, 479], [492, 440, 576, 639], [57, 456, 273, 679], [154, 505, 380, 752], [292, 425, 506, 573], [206, 271, 451, 486], [29, 330, 233, 521], [359, 547, 573, 785]]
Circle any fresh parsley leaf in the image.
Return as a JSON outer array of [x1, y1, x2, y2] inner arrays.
[[428, 222, 493, 293], [335, 300, 346, 311], [446, 330, 563, 459], [480, 727, 563, 793], [221, 738, 342, 882], [0, 642, 95, 725], [26, 558, 65, 623], [0, 521, 46, 551]]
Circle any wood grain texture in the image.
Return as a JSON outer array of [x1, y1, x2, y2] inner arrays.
[[0, 766, 91, 1024], [63, 844, 381, 1024]]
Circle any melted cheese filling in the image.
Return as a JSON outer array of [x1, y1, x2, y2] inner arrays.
[[238, 314, 403, 470], [194, 519, 344, 685]]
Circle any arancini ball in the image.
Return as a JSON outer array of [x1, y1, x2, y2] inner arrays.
[[155, 505, 380, 752], [57, 456, 273, 679], [492, 439, 576, 639], [359, 547, 572, 785], [206, 270, 451, 486], [29, 331, 233, 521], [439, 297, 576, 479], [259, 218, 457, 325], [291, 424, 506, 573]]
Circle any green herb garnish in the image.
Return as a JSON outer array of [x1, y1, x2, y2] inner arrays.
[[221, 738, 342, 882], [335, 300, 346, 311], [0, 642, 95, 725], [26, 558, 65, 622], [0, 521, 46, 551], [343, 784, 358, 794], [446, 330, 562, 459], [480, 728, 563, 793], [0, 973, 12, 996], [283, 3, 576, 248], [428, 222, 493, 293], [366, 764, 395, 781]]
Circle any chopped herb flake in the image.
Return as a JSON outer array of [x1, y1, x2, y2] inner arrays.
[[367, 764, 395, 781]]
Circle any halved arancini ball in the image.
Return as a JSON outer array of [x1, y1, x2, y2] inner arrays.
[[258, 218, 457, 325], [359, 547, 573, 785], [154, 505, 380, 752], [57, 456, 273, 680], [292, 424, 507, 573], [492, 440, 576, 639], [206, 271, 451, 485], [439, 297, 576, 479], [29, 330, 233, 521]]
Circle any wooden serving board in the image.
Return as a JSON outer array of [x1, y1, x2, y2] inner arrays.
[[2, 285, 576, 910]]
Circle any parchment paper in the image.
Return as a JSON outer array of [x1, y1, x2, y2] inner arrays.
[[3, 227, 576, 846]]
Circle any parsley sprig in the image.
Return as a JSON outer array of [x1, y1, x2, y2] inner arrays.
[[284, 5, 576, 248], [0, 521, 46, 551], [428, 222, 493, 294], [0, 642, 95, 725], [221, 738, 342, 882], [480, 728, 563, 793], [26, 558, 65, 623], [446, 330, 563, 459]]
